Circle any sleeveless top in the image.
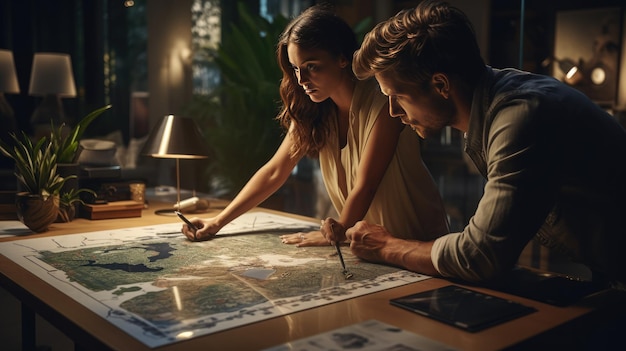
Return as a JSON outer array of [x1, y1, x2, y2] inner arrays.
[[318, 78, 449, 240]]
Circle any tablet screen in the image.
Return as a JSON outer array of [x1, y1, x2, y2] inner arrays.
[[390, 285, 537, 332]]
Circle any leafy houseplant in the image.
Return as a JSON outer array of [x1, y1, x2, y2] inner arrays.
[[0, 132, 68, 197], [0, 132, 70, 232], [50, 104, 112, 220], [58, 187, 96, 222], [184, 3, 287, 197], [50, 104, 112, 163]]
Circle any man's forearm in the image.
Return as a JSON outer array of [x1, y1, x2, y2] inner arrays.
[[383, 238, 439, 276]]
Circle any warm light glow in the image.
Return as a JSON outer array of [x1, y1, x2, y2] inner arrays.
[[172, 285, 183, 311], [157, 115, 175, 155], [0, 50, 20, 94], [565, 66, 579, 80], [180, 47, 192, 62], [176, 331, 194, 339], [124, 0, 135, 7], [590, 67, 606, 85], [28, 53, 77, 97], [168, 40, 190, 89]]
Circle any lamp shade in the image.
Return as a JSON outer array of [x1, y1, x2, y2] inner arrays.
[[0, 49, 20, 94], [28, 52, 76, 97], [142, 115, 210, 159]]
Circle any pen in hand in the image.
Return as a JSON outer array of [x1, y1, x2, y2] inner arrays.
[[176, 211, 198, 241], [323, 219, 353, 279]]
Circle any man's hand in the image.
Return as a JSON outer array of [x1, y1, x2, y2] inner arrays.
[[345, 221, 393, 263], [345, 220, 439, 276]]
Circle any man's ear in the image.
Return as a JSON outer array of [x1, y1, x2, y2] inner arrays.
[[339, 55, 349, 69], [432, 73, 450, 99]]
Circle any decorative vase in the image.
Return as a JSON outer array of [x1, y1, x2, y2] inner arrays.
[[15, 192, 59, 233]]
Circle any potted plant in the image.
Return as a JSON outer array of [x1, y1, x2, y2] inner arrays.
[[49, 104, 112, 210], [57, 187, 96, 222], [0, 132, 70, 232]]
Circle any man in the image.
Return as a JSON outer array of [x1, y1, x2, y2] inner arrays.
[[328, 0, 626, 288]]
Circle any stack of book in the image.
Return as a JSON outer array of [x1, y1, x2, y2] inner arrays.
[[81, 200, 144, 220]]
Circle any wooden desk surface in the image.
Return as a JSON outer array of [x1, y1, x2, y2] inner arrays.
[[1, 201, 624, 350]]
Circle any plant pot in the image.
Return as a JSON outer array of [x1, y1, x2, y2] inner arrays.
[[56, 163, 80, 223], [57, 204, 76, 223], [15, 192, 59, 233]]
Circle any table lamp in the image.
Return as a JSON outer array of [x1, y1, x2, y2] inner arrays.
[[141, 114, 210, 215], [0, 49, 20, 139], [28, 52, 77, 136]]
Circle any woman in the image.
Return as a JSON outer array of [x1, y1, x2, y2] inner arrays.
[[181, 5, 448, 245]]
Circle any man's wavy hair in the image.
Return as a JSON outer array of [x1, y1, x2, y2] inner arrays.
[[353, 0, 485, 90], [276, 5, 358, 158]]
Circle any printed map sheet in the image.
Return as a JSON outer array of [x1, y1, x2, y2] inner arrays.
[[0, 211, 431, 348]]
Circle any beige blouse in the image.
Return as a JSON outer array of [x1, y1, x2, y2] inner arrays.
[[318, 79, 449, 240]]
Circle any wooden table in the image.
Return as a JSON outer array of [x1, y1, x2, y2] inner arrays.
[[1, 200, 624, 351]]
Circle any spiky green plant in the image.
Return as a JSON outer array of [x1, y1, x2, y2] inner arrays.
[[50, 104, 112, 163], [0, 132, 71, 199], [58, 187, 96, 222]]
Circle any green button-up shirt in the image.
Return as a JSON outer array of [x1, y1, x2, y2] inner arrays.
[[432, 67, 626, 287]]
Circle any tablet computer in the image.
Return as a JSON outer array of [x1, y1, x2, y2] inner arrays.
[[390, 285, 536, 332]]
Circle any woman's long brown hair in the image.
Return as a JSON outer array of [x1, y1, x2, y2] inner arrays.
[[276, 5, 358, 158]]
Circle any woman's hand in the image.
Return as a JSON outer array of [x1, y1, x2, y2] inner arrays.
[[320, 217, 347, 244], [181, 217, 222, 241], [280, 230, 329, 247]]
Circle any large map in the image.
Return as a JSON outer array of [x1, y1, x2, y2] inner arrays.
[[0, 211, 431, 348]]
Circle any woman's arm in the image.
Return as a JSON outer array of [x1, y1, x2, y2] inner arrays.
[[327, 103, 405, 242], [183, 134, 300, 240]]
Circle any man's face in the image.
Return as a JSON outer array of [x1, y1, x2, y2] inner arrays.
[[375, 71, 455, 139]]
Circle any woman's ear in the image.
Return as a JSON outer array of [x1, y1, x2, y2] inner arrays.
[[432, 73, 450, 99]]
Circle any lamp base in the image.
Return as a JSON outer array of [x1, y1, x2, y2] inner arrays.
[[155, 208, 178, 216], [173, 196, 210, 212], [31, 94, 71, 140], [154, 197, 210, 216], [31, 94, 69, 125]]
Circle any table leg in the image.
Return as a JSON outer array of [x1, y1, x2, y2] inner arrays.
[[21, 303, 36, 351]]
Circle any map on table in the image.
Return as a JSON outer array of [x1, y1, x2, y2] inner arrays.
[[0, 211, 431, 348]]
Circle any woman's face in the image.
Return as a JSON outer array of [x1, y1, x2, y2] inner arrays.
[[287, 43, 348, 103]]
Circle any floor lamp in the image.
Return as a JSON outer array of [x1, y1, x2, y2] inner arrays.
[[141, 115, 210, 215]]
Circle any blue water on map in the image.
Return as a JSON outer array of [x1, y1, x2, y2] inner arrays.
[[242, 268, 276, 280]]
